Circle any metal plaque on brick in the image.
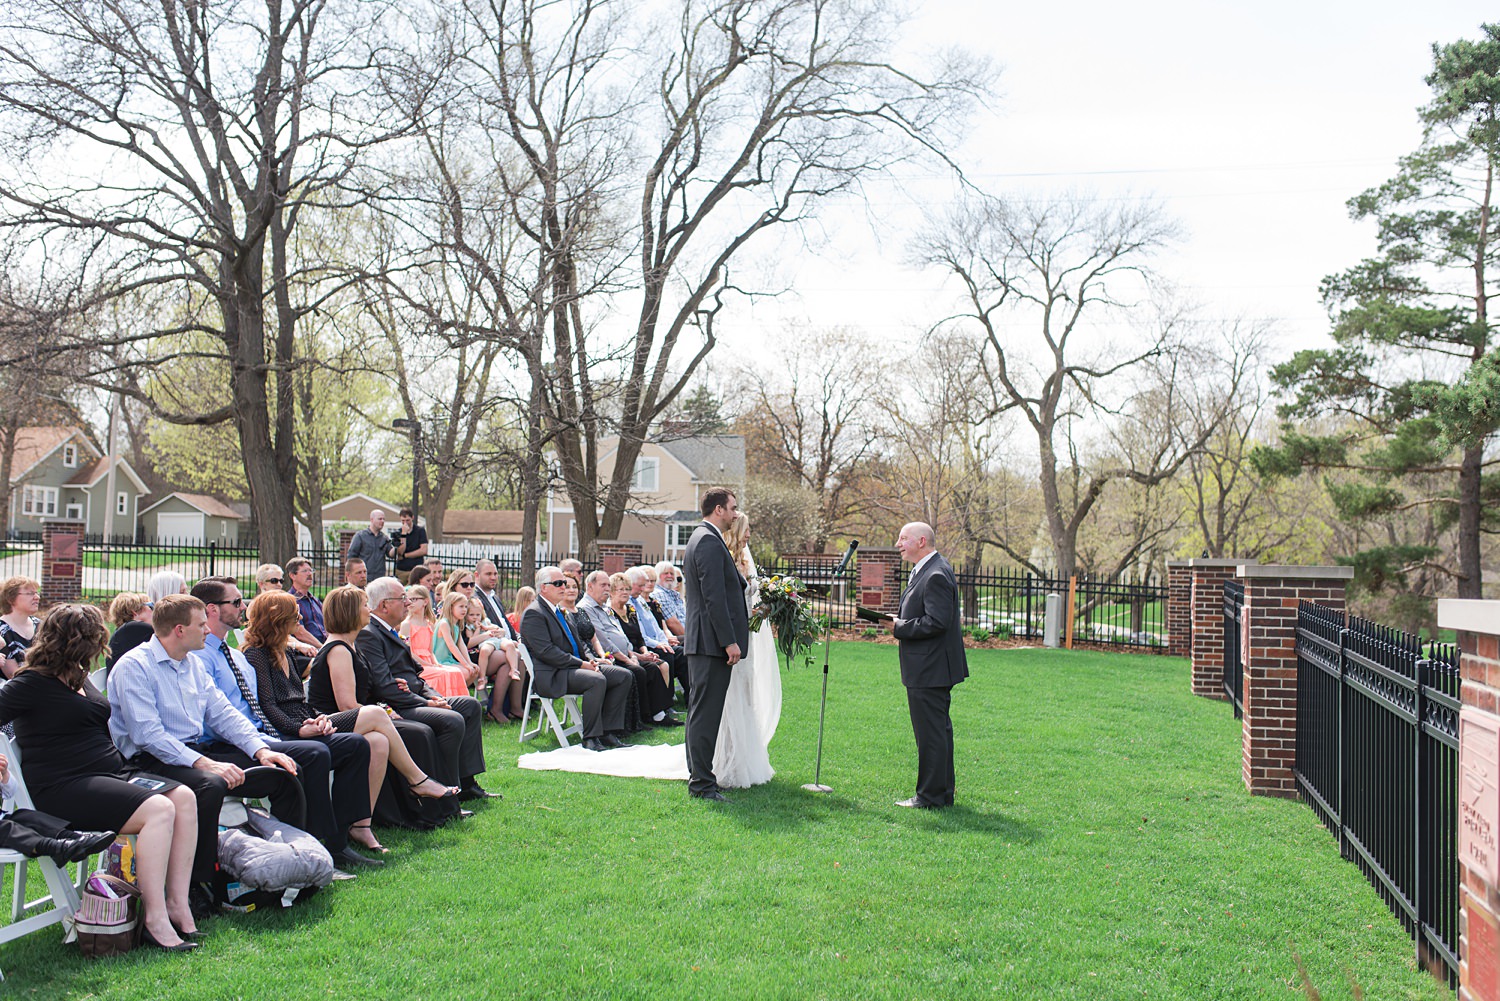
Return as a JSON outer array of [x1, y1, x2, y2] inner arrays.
[[49, 532, 78, 560], [1460, 707, 1500, 887]]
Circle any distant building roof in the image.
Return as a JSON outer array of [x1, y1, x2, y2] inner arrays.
[[66, 457, 150, 494], [656, 434, 745, 483], [443, 509, 524, 536], [139, 491, 243, 520], [9, 426, 95, 483]]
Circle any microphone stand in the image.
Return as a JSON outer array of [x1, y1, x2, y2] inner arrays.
[[803, 540, 857, 794]]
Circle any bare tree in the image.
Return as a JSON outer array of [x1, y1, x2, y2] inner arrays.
[[913, 194, 1242, 580], [0, 0, 404, 561]]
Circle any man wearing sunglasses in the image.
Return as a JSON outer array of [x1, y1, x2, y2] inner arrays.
[[520, 567, 630, 751]]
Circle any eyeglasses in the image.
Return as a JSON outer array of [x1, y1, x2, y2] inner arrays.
[[541, 580, 566, 588], [217, 598, 244, 608], [457, 581, 475, 589], [265, 577, 283, 585]]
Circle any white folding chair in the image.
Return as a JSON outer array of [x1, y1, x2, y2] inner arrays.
[[87, 668, 106, 694], [0, 733, 84, 978], [517, 671, 584, 747]]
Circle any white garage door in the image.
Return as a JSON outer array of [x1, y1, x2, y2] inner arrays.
[[156, 512, 205, 544]]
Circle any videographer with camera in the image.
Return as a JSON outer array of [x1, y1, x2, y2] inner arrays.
[[391, 508, 429, 584], [346, 510, 396, 582]]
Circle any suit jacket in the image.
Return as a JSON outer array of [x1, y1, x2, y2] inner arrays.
[[356, 619, 435, 710], [682, 521, 749, 658], [892, 553, 969, 689], [520, 600, 586, 698]]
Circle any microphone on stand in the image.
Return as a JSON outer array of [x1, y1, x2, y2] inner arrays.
[[833, 539, 859, 575], [803, 540, 857, 794]]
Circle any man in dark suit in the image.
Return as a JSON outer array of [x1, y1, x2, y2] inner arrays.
[[892, 521, 969, 809], [357, 576, 497, 801], [519, 567, 630, 751], [681, 487, 749, 802]]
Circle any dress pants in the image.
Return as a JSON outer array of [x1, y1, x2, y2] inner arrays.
[[905, 685, 955, 807], [397, 696, 485, 786], [685, 654, 732, 796], [548, 666, 629, 738], [0, 808, 70, 856]]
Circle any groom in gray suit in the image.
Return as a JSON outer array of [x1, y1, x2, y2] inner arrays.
[[892, 521, 969, 809], [682, 487, 749, 802]]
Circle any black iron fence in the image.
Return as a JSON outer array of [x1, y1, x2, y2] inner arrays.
[[1222, 579, 1244, 716], [1293, 601, 1461, 984]]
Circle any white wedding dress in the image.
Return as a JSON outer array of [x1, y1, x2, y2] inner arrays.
[[712, 548, 783, 788], [516, 546, 782, 786]]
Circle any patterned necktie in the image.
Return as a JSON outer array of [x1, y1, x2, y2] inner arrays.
[[554, 605, 580, 657], [220, 639, 273, 733]]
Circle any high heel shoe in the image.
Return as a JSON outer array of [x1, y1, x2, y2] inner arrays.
[[348, 821, 388, 854], [142, 926, 199, 952], [408, 774, 460, 799]]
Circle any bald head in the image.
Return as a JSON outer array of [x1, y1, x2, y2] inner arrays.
[[896, 522, 937, 564]]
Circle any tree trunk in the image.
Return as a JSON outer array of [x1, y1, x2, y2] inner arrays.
[[1458, 442, 1484, 598]]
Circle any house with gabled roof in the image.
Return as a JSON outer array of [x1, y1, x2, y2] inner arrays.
[[545, 433, 745, 559], [5, 426, 148, 538]]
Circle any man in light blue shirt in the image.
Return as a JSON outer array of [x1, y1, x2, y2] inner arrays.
[[109, 594, 301, 885], [189, 578, 377, 869], [651, 562, 686, 639]]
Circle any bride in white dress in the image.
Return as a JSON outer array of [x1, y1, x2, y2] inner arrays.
[[712, 513, 782, 788]]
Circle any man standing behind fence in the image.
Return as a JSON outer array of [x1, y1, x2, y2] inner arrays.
[[891, 522, 968, 809]]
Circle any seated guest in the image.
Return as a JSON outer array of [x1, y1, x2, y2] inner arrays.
[[422, 557, 444, 586], [344, 558, 368, 589], [559, 577, 638, 734], [463, 598, 512, 718], [401, 585, 439, 668], [579, 571, 678, 728], [438, 568, 476, 604], [358, 577, 495, 801], [0, 751, 117, 866], [307, 587, 458, 830], [285, 557, 326, 647], [254, 564, 284, 595], [626, 568, 688, 697], [471, 559, 529, 719], [106, 591, 154, 674], [424, 591, 473, 698], [109, 594, 319, 893], [407, 565, 433, 600], [652, 562, 687, 639], [520, 567, 630, 752], [146, 571, 188, 603], [510, 587, 535, 635], [0, 604, 200, 951], [0, 576, 41, 679], [558, 558, 584, 586]]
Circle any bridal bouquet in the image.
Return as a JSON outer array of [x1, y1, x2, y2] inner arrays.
[[751, 573, 823, 669]]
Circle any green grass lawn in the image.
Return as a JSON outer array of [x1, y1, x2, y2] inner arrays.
[[1, 644, 1452, 999]]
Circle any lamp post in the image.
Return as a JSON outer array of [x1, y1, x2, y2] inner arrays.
[[392, 418, 422, 521]]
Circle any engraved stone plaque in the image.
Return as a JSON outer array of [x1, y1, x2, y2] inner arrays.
[[49, 532, 78, 560], [1460, 707, 1500, 888], [859, 562, 883, 587]]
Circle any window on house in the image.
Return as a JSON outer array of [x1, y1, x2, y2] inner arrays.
[[62, 444, 77, 468], [21, 485, 58, 517], [117, 492, 128, 515], [666, 521, 697, 557], [631, 456, 659, 492]]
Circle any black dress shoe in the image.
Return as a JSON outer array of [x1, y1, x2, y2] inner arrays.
[[141, 927, 199, 952], [599, 734, 629, 749], [40, 829, 118, 865], [691, 790, 732, 803], [895, 797, 938, 809], [457, 808, 475, 820], [459, 782, 501, 801], [655, 714, 684, 727], [332, 846, 385, 868], [581, 737, 608, 751]]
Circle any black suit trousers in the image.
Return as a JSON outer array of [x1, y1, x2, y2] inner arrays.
[[905, 686, 955, 807], [0, 808, 71, 856], [398, 697, 484, 785], [685, 654, 732, 796]]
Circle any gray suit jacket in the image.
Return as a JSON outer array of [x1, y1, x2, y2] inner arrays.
[[682, 521, 749, 658], [892, 553, 969, 689]]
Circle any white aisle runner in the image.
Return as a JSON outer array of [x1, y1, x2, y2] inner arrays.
[[517, 741, 689, 780]]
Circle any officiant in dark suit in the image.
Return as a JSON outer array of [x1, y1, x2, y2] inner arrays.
[[519, 567, 629, 752], [357, 577, 496, 801], [892, 521, 968, 809], [681, 487, 749, 802]]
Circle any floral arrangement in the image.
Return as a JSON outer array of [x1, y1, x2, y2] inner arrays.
[[750, 573, 823, 669]]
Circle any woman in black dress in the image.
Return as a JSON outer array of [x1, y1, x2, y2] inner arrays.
[[0, 604, 199, 950], [304, 586, 459, 830]]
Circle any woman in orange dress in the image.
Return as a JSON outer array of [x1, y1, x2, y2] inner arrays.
[[424, 590, 475, 699]]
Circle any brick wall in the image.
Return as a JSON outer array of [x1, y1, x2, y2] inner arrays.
[[856, 547, 904, 617], [1188, 559, 1244, 699], [1237, 565, 1350, 798], [1439, 599, 1500, 1001], [1166, 560, 1191, 657], [40, 519, 86, 606], [596, 540, 645, 577]]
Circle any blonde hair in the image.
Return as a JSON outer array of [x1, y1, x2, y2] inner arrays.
[[0, 576, 39, 615], [440, 589, 469, 628], [512, 586, 535, 618], [107, 591, 150, 627], [405, 584, 435, 624], [322, 585, 369, 635], [439, 569, 474, 601], [724, 513, 751, 574]]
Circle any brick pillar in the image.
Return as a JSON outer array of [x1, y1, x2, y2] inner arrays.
[[1439, 599, 1500, 1001], [337, 529, 357, 561], [1188, 558, 1251, 699], [1236, 564, 1351, 798], [40, 519, 86, 606], [856, 547, 904, 617], [1166, 559, 1191, 657], [595, 540, 644, 577]]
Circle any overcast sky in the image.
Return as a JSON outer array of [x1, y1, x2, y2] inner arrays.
[[718, 2, 1497, 363]]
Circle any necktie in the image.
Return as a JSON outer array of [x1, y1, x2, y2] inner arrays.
[[220, 640, 273, 733], [554, 605, 580, 657]]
